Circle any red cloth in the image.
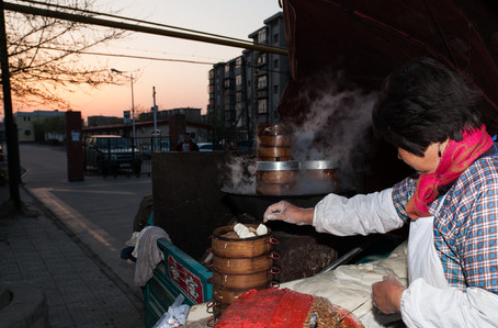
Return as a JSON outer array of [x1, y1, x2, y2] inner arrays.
[[214, 288, 314, 328], [406, 125, 493, 219]]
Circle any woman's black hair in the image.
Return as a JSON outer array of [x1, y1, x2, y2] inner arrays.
[[372, 57, 483, 157]]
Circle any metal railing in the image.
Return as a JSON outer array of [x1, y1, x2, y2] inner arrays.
[[83, 136, 171, 177]]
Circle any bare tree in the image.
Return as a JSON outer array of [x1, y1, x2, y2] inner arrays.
[[4, 0, 125, 109]]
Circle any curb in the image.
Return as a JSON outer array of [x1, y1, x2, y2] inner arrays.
[[0, 281, 48, 328]]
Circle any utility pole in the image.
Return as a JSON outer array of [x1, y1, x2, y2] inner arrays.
[[152, 86, 158, 149], [0, 0, 21, 210]]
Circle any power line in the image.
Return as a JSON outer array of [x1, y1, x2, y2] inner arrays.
[[49, 47, 217, 65], [16, 0, 257, 47], [9, 41, 291, 73], [6, 1, 288, 55]]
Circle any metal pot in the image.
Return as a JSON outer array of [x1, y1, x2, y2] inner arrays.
[[300, 160, 340, 194], [301, 160, 338, 170]]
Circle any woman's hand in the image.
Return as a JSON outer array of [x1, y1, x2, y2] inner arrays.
[[263, 201, 314, 225], [372, 276, 405, 314]]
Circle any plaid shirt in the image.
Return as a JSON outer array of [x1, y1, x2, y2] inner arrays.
[[392, 148, 498, 294]]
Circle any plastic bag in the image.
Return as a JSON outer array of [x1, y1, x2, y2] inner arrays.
[[152, 294, 191, 328]]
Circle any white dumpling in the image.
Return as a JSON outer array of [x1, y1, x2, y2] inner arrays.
[[238, 229, 249, 238], [256, 224, 268, 236], [236, 225, 249, 238], [234, 223, 244, 234]]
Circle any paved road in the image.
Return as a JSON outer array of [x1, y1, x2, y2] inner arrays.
[[19, 144, 152, 302]]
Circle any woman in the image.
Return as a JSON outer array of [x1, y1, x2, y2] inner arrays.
[[264, 57, 498, 327]]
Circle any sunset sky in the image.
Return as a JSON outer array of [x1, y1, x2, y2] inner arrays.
[[11, 0, 283, 122]]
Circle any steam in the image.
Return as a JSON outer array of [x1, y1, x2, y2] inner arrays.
[[221, 75, 379, 195], [290, 80, 378, 190], [220, 154, 257, 194]]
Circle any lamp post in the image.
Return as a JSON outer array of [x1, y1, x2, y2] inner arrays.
[[111, 68, 136, 140]]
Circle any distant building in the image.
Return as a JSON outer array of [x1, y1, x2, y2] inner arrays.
[[138, 107, 203, 124], [87, 115, 123, 127], [207, 12, 290, 143], [14, 110, 66, 143], [83, 108, 211, 149]]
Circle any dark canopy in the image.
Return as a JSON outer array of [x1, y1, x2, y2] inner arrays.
[[279, 0, 498, 133]]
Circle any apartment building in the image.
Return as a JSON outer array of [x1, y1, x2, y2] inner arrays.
[[207, 12, 290, 142]]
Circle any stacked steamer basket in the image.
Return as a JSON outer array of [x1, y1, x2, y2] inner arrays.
[[257, 124, 293, 161], [256, 124, 298, 195], [210, 224, 278, 320]]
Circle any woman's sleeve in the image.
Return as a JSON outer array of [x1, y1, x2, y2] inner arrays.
[[312, 188, 405, 235], [401, 278, 498, 327]]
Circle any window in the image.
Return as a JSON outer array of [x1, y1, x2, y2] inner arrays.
[[225, 64, 230, 73], [258, 99, 267, 114], [236, 92, 242, 103], [209, 70, 214, 79], [258, 29, 267, 43], [257, 55, 266, 66], [236, 75, 242, 86], [274, 85, 279, 94], [236, 57, 242, 69], [258, 76, 267, 89], [274, 59, 279, 69], [273, 33, 279, 43]]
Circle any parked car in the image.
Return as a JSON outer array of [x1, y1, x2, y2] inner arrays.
[[197, 142, 213, 152], [84, 135, 142, 175], [231, 139, 255, 151]]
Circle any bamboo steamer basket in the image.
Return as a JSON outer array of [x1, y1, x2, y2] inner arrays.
[[257, 124, 291, 136], [212, 253, 275, 274], [257, 124, 293, 161], [257, 146, 293, 160], [210, 224, 278, 321], [212, 284, 260, 304], [211, 225, 274, 258], [257, 135, 292, 148], [212, 270, 273, 289], [257, 156, 293, 162], [256, 161, 299, 196], [257, 169, 297, 184]]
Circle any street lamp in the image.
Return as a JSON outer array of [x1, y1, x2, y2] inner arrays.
[[111, 68, 136, 141]]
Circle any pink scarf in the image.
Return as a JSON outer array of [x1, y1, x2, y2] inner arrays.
[[406, 125, 494, 220]]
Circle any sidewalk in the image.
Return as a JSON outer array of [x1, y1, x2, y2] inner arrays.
[[0, 163, 144, 327]]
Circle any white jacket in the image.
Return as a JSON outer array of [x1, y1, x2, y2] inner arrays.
[[312, 189, 498, 328]]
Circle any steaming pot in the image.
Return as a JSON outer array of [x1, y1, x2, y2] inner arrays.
[[256, 160, 299, 195], [301, 160, 340, 193]]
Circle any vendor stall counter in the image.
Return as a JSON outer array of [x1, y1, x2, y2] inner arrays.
[[182, 241, 408, 328]]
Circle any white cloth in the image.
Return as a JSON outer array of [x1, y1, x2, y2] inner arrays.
[[406, 198, 448, 288], [133, 226, 171, 287], [401, 195, 498, 327], [290, 242, 408, 328]]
